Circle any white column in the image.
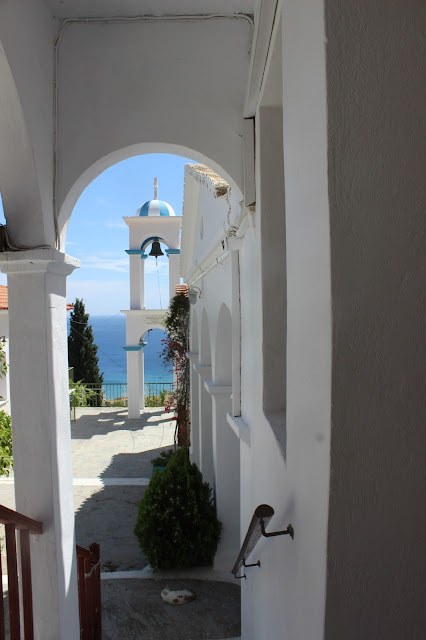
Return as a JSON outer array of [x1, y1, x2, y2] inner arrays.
[[126, 347, 142, 419], [140, 257, 146, 308], [193, 363, 213, 489], [168, 253, 180, 302], [129, 255, 144, 309], [139, 343, 146, 410], [204, 382, 240, 572], [0, 249, 80, 640], [187, 352, 200, 467]]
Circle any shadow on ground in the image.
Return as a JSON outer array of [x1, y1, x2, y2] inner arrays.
[[102, 578, 241, 640], [74, 447, 173, 572], [71, 408, 174, 439]]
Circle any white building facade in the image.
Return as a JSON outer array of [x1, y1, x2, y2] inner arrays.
[[0, 2, 424, 639]]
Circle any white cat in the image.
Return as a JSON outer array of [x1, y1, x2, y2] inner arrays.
[[161, 586, 196, 605]]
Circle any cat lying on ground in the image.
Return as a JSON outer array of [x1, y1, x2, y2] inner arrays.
[[161, 587, 196, 605]]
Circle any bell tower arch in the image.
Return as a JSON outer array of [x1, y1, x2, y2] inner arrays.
[[122, 179, 181, 418]]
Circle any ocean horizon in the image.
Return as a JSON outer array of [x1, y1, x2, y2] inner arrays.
[[68, 314, 173, 384]]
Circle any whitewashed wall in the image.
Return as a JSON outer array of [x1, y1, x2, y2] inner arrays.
[[56, 17, 250, 236], [0, 0, 56, 246]]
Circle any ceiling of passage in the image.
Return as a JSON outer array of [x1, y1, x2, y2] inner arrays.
[[45, 1, 255, 19]]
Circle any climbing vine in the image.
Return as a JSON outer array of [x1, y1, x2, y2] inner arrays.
[[161, 292, 190, 447]]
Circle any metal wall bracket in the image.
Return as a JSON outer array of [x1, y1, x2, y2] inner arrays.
[[260, 519, 294, 540], [243, 557, 260, 568], [234, 571, 246, 579]]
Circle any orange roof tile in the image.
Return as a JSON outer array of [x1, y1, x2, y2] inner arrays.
[[176, 284, 189, 297], [0, 285, 8, 310], [0, 285, 74, 311]]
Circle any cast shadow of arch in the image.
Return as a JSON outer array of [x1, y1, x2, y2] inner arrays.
[[71, 408, 174, 440], [74, 446, 173, 573]]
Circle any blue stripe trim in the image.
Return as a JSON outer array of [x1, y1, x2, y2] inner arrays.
[[126, 249, 144, 255], [165, 248, 180, 255], [138, 201, 151, 216], [123, 346, 143, 352], [138, 200, 173, 216], [158, 201, 170, 216]]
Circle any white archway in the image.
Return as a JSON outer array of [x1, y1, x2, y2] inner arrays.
[[58, 144, 243, 249]]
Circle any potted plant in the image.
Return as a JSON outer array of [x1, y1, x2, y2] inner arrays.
[[150, 448, 175, 475]]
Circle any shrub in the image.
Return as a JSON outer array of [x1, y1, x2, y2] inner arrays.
[[134, 447, 221, 570], [150, 449, 175, 468], [0, 411, 12, 476], [69, 380, 98, 407]]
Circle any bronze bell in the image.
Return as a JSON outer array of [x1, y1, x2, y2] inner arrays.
[[149, 239, 164, 258]]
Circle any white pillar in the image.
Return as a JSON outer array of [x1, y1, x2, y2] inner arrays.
[[194, 363, 213, 488], [0, 249, 80, 640], [187, 352, 200, 467], [126, 347, 142, 419], [129, 254, 143, 309], [140, 257, 146, 308], [139, 343, 146, 410], [168, 253, 180, 302], [205, 382, 240, 571]]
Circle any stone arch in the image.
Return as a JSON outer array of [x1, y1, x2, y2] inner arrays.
[[0, 42, 47, 247], [58, 144, 243, 249]]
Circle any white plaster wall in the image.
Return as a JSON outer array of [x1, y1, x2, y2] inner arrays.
[[125, 217, 181, 252], [226, 3, 332, 638], [324, 2, 426, 637], [0, 0, 57, 246], [56, 18, 251, 229], [182, 17, 333, 621]]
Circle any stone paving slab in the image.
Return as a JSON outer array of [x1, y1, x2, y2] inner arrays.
[[74, 484, 147, 572], [101, 578, 241, 640], [71, 407, 175, 478]]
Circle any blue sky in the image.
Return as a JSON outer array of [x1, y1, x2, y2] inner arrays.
[[1, 154, 195, 315]]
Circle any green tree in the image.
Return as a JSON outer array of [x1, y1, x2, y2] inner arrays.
[[68, 299, 103, 390]]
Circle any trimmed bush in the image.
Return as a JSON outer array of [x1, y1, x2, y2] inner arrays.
[[150, 449, 175, 468], [134, 447, 221, 570], [0, 411, 12, 476]]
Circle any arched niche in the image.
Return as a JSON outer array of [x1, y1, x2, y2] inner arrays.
[[190, 307, 199, 354], [188, 308, 200, 466], [214, 304, 232, 386], [199, 308, 212, 367], [197, 308, 214, 488]]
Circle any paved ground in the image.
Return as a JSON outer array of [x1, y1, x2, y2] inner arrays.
[[72, 406, 176, 572], [0, 406, 241, 639], [102, 578, 241, 640]]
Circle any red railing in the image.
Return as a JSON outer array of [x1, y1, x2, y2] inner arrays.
[[76, 543, 102, 640], [0, 504, 43, 640]]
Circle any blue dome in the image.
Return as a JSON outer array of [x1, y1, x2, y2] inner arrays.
[[136, 199, 175, 217]]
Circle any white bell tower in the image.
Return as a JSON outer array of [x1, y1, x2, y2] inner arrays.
[[122, 180, 181, 419]]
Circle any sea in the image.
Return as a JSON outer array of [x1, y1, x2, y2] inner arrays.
[[68, 314, 173, 384]]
